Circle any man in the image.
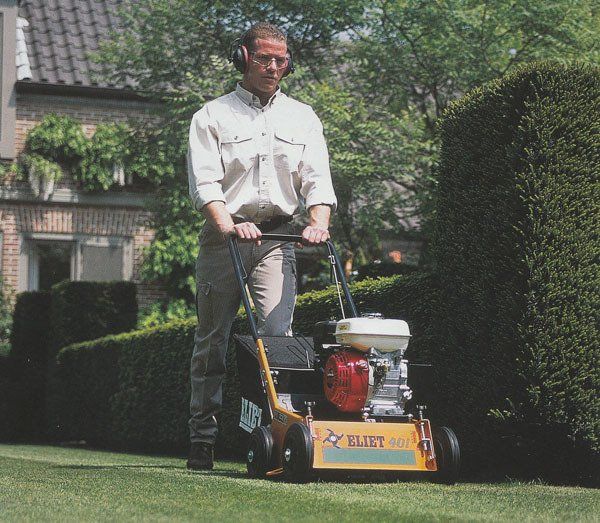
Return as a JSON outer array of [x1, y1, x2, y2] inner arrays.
[[186, 22, 336, 470]]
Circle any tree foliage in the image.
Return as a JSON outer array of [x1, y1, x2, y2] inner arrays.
[[94, 0, 600, 302], [351, 0, 600, 124], [295, 83, 432, 262]]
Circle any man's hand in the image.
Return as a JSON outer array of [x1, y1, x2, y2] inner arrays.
[[232, 222, 262, 245], [202, 202, 262, 244], [301, 225, 329, 246], [300, 204, 331, 246]]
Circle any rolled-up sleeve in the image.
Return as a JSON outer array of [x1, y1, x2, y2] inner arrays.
[[187, 106, 225, 211], [299, 110, 337, 212]]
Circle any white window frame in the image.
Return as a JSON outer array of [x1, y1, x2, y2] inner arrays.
[[19, 233, 133, 292]]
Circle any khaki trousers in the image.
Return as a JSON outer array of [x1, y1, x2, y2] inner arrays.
[[189, 222, 296, 444]]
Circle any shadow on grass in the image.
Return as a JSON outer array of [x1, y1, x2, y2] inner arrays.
[[52, 464, 181, 470], [52, 463, 247, 479]]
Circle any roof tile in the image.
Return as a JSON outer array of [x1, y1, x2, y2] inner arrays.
[[19, 0, 134, 90]]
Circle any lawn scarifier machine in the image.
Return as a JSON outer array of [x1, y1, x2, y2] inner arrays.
[[230, 234, 460, 483]]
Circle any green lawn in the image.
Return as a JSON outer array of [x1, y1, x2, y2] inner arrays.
[[0, 444, 598, 522]]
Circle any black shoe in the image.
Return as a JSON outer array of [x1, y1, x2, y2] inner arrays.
[[187, 442, 214, 470]]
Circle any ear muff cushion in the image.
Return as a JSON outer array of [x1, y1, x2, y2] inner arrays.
[[282, 50, 294, 77], [231, 42, 248, 73], [241, 45, 249, 73]]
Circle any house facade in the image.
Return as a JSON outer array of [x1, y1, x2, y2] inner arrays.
[[0, 0, 165, 308]]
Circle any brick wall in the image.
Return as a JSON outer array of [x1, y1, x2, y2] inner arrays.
[[0, 91, 168, 308], [0, 202, 167, 307]]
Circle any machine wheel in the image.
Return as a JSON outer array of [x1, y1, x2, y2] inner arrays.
[[433, 426, 461, 484], [282, 423, 314, 482], [246, 426, 273, 478]]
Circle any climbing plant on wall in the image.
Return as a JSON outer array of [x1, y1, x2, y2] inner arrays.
[[14, 114, 165, 193]]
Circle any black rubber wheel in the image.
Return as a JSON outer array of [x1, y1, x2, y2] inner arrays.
[[433, 426, 461, 484], [282, 423, 314, 482], [246, 426, 273, 478]]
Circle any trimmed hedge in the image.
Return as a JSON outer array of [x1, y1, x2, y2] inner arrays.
[[50, 280, 138, 358], [355, 262, 419, 281], [0, 345, 13, 440], [1, 282, 137, 441], [10, 291, 52, 364], [432, 62, 599, 483], [47, 280, 138, 439], [54, 273, 438, 456], [8, 291, 52, 440]]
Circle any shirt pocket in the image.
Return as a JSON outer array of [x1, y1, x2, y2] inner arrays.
[[220, 131, 256, 174], [274, 128, 306, 174]]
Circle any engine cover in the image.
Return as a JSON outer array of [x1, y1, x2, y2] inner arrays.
[[323, 349, 413, 417], [323, 350, 369, 412]]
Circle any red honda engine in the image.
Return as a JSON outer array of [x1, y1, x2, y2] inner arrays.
[[323, 350, 370, 412]]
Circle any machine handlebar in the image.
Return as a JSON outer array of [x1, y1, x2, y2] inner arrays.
[[226, 233, 359, 340]]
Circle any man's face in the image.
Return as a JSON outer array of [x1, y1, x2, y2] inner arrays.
[[242, 38, 288, 100]]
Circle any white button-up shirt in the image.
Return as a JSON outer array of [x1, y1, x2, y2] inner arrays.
[[187, 84, 337, 222]]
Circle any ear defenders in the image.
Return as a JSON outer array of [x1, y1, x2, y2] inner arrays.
[[229, 37, 295, 77]]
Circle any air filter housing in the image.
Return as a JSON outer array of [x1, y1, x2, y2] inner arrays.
[[335, 317, 411, 354]]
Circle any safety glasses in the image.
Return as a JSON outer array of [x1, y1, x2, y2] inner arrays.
[[249, 52, 289, 70]]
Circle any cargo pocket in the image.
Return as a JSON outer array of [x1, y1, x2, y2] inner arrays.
[[283, 249, 297, 312], [195, 281, 212, 321]]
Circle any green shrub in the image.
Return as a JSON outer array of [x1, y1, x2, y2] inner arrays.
[[433, 62, 599, 483], [137, 298, 195, 330], [21, 154, 63, 182], [0, 277, 13, 344], [8, 291, 52, 440], [56, 336, 122, 445], [108, 321, 196, 452], [53, 274, 437, 455], [50, 281, 137, 357]]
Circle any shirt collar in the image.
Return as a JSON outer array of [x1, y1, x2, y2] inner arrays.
[[235, 83, 282, 109]]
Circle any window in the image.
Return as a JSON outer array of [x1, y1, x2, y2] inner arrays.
[[80, 244, 123, 281], [19, 234, 133, 292], [36, 242, 73, 291]]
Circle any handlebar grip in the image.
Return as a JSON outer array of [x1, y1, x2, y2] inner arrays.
[[258, 233, 304, 243]]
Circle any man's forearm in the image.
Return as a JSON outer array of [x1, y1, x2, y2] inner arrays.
[[308, 204, 331, 229], [202, 201, 234, 235], [202, 201, 262, 243], [302, 204, 331, 245]]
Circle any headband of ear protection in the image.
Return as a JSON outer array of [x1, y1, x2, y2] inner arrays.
[[229, 35, 295, 77]]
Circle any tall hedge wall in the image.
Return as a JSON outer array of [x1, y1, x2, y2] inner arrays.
[[8, 291, 52, 440], [0, 345, 14, 440], [0, 281, 138, 442], [432, 62, 599, 483], [53, 273, 438, 456]]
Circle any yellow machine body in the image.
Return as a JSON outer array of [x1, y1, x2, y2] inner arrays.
[[311, 420, 436, 471], [253, 338, 440, 475]]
